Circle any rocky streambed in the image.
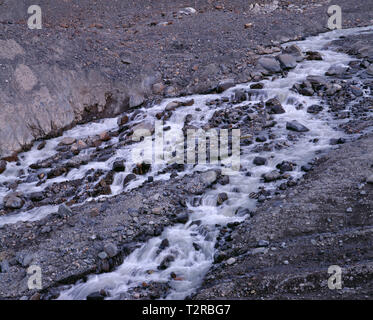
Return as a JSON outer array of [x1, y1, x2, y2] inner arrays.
[[0, 25, 373, 300]]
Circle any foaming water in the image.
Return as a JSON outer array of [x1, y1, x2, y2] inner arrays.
[[57, 26, 373, 300]]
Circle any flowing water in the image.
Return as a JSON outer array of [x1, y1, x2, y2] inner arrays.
[[1, 26, 373, 299]]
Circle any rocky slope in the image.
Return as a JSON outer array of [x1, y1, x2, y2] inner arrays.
[[1, 0, 373, 158], [0, 0, 373, 300]]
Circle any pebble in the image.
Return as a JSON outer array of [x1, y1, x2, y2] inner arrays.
[[226, 257, 236, 265], [258, 240, 270, 247], [98, 252, 108, 260]]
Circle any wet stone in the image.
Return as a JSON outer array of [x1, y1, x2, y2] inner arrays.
[[158, 255, 175, 270], [286, 120, 310, 132], [0, 160, 7, 174], [217, 192, 228, 205], [86, 291, 105, 301], [253, 157, 267, 166], [306, 51, 323, 61], [307, 105, 323, 114], [59, 137, 76, 146], [112, 160, 125, 172], [265, 98, 285, 114], [123, 173, 136, 186]]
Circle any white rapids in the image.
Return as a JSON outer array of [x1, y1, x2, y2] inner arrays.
[[0, 26, 372, 299]]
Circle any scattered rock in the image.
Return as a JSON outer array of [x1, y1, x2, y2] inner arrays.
[[129, 92, 145, 108], [250, 83, 263, 89], [57, 203, 73, 218], [159, 239, 169, 250], [123, 173, 136, 186], [258, 57, 282, 73], [263, 170, 281, 182], [286, 120, 310, 132], [29, 191, 44, 202], [217, 192, 228, 205], [226, 257, 236, 265], [258, 240, 270, 247], [3, 192, 24, 209], [276, 54, 297, 69], [265, 98, 285, 114], [37, 141, 46, 150], [216, 78, 235, 93], [201, 170, 217, 185], [158, 255, 175, 270], [152, 82, 165, 94], [117, 115, 129, 126], [350, 86, 363, 97], [86, 291, 105, 300], [98, 252, 108, 260], [253, 157, 267, 166], [283, 44, 303, 58], [0, 160, 6, 174], [104, 243, 118, 258], [306, 51, 323, 61], [59, 137, 76, 146], [307, 105, 323, 114], [112, 160, 125, 172]]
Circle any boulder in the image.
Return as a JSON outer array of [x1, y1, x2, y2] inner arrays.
[[3, 192, 24, 209], [253, 157, 267, 166], [265, 98, 285, 114], [286, 120, 310, 132], [216, 78, 235, 93], [307, 105, 323, 114], [258, 57, 282, 73], [276, 54, 297, 69]]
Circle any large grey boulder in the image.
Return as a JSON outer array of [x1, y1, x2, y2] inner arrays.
[[276, 54, 297, 69], [257, 57, 282, 74]]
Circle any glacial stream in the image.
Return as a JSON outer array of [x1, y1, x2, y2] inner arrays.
[[1, 26, 372, 299]]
